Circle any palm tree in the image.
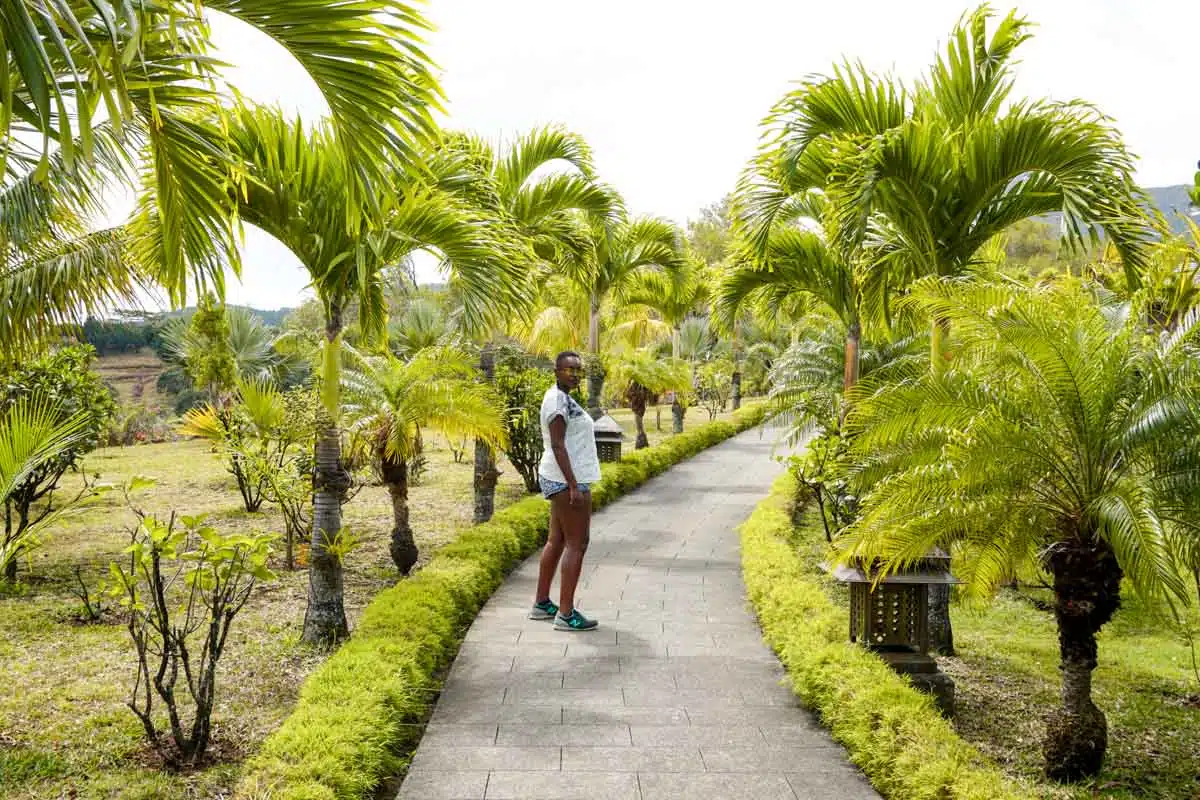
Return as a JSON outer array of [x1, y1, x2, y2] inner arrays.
[[607, 348, 691, 449], [226, 105, 524, 645], [550, 212, 686, 417], [738, 5, 1155, 654], [3, 1, 441, 353], [342, 347, 506, 574], [389, 298, 455, 358], [435, 127, 615, 522], [738, 5, 1152, 373], [160, 306, 301, 388], [623, 256, 713, 432], [840, 281, 1199, 781], [720, 223, 863, 395]]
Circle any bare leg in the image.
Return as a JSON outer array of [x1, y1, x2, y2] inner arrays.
[[556, 492, 591, 616], [536, 502, 565, 603]]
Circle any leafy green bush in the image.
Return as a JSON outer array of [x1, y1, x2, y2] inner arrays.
[[740, 471, 1030, 800], [494, 365, 552, 492], [0, 345, 117, 580], [236, 402, 766, 800]]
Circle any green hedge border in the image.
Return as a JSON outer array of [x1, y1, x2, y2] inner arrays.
[[236, 404, 768, 800], [740, 471, 1033, 800]]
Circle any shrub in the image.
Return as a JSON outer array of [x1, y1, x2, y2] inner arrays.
[[109, 483, 277, 769], [494, 365, 552, 492], [739, 471, 1031, 800], [236, 402, 766, 799], [0, 345, 117, 580]]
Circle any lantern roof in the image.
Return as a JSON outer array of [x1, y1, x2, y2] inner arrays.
[[824, 549, 959, 585], [593, 414, 625, 440]]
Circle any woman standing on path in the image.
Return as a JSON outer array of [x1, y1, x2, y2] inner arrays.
[[529, 351, 601, 631]]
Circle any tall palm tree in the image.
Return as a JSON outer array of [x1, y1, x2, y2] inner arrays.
[[2, 1, 441, 352], [435, 127, 615, 522], [841, 281, 1199, 781], [226, 105, 524, 645], [554, 213, 686, 417], [720, 224, 862, 390], [737, 5, 1152, 372], [343, 347, 506, 574]]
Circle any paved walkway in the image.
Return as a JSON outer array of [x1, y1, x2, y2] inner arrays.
[[398, 427, 880, 800]]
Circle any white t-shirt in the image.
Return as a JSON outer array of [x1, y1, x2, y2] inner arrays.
[[538, 385, 602, 484]]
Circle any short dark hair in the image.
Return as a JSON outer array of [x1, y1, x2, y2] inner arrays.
[[555, 350, 582, 369]]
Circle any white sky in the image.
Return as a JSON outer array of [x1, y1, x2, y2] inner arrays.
[[204, 0, 1199, 310]]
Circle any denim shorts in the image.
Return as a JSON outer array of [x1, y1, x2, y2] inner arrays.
[[539, 477, 590, 499]]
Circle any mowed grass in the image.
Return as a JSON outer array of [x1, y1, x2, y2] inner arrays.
[[944, 590, 1200, 799], [0, 433, 529, 800]]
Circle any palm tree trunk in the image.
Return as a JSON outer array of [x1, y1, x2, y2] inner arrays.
[[671, 398, 685, 434], [631, 388, 648, 449], [302, 311, 350, 646], [473, 343, 499, 523], [382, 453, 418, 574], [587, 296, 603, 419], [1042, 538, 1123, 782], [731, 329, 742, 410], [926, 317, 956, 653], [303, 415, 350, 645], [843, 320, 861, 391]]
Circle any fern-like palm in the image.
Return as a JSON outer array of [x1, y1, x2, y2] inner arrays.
[[841, 281, 1200, 781], [342, 347, 507, 574], [0, 399, 89, 578]]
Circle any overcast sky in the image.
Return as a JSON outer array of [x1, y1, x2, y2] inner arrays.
[[204, 0, 1199, 309]]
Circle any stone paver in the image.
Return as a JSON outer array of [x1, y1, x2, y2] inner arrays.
[[398, 428, 880, 800]]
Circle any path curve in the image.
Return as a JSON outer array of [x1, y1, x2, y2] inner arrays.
[[398, 427, 880, 800]]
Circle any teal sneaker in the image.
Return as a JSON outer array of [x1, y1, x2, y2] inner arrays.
[[554, 608, 598, 631], [528, 599, 559, 620]]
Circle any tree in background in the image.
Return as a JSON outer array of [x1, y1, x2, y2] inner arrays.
[[550, 211, 686, 418], [608, 349, 691, 449], [433, 126, 614, 522]]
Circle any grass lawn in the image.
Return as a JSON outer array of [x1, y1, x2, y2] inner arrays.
[[0, 432, 530, 800], [0, 404, 745, 799], [945, 591, 1200, 799]]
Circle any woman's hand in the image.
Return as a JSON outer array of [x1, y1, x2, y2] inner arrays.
[[568, 485, 584, 507]]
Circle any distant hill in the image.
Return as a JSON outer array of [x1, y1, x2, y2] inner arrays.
[[1037, 184, 1197, 236], [157, 304, 294, 327]]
